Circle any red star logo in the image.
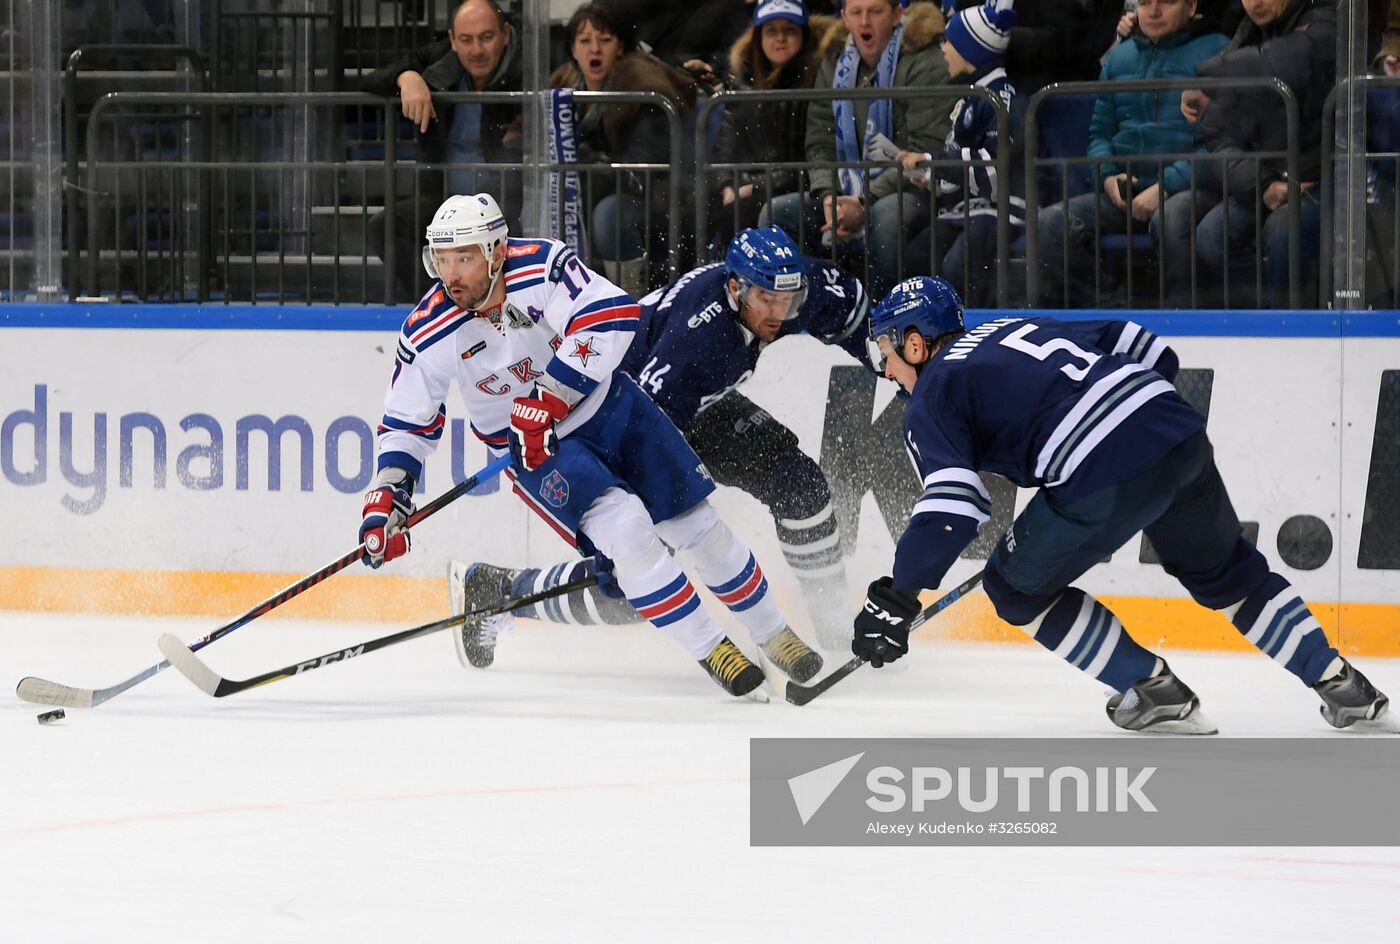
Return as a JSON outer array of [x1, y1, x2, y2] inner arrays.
[[569, 338, 599, 367]]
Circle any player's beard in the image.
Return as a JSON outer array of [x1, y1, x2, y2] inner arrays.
[[448, 272, 492, 311]]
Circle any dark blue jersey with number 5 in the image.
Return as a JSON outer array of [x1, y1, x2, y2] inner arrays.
[[894, 316, 1202, 592]]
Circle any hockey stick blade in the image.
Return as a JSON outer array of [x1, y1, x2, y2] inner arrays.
[[160, 575, 599, 699], [783, 571, 984, 707], [16, 455, 510, 711]]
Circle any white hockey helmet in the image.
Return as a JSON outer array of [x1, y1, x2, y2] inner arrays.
[[421, 193, 509, 280]]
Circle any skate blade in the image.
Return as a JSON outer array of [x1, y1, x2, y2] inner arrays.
[[1138, 710, 1219, 736], [745, 686, 771, 704], [1332, 706, 1400, 734]]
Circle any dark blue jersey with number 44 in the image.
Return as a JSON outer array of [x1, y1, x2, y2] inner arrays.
[[620, 257, 870, 429], [894, 316, 1204, 593]]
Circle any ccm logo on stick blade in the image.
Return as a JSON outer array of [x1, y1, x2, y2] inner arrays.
[[295, 646, 366, 674]]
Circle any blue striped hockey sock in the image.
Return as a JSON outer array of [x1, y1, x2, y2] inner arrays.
[[1024, 588, 1158, 693], [509, 558, 640, 626], [1224, 573, 1338, 686], [620, 563, 723, 659], [704, 551, 785, 646]]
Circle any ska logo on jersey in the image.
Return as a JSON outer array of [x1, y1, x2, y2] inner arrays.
[[540, 470, 570, 507], [506, 304, 535, 330], [569, 338, 599, 367], [508, 357, 542, 384]]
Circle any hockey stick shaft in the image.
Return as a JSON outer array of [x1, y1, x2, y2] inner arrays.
[[783, 571, 984, 706], [160, 574, 600, 697], [16, 454, 512, 709]]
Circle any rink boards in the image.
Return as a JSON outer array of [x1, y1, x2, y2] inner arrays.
[[1, 304, 1397, 656]]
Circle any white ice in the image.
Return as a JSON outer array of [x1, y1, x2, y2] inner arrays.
[[5, 611, 1399, 943]]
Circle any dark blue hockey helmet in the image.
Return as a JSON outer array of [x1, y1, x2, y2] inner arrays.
[[725, 226, 807, 318], [868, 276, 965, 372]]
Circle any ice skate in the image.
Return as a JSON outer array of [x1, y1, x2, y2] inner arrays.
[[759, 627, 823, 682], [1313, 660, 1399, 732], [447, 561, 519, 669], [700, 636, 766, 698], [1106, 660, 1218, 735]]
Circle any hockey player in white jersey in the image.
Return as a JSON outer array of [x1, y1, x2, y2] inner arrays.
[[359, 193, 821, 696]]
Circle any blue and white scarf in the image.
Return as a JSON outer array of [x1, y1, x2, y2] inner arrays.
[[547, 87, 587, 260], [832, 22, 905, 197]]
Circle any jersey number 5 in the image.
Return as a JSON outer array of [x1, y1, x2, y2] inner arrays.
[[999, 323, 1100, 381]]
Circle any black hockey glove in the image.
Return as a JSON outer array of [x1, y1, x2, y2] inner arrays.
[[852, 577, 921, 667]]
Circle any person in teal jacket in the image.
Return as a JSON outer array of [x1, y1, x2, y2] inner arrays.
[[1036, 0, 1227, 307]]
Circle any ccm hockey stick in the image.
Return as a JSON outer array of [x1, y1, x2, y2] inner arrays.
[[158, 575, 600, 698], [16, 454, 511, 711], [767, 571, 984, 707]]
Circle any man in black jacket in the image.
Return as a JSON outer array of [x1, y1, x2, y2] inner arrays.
[[361, 0, 523, 301]]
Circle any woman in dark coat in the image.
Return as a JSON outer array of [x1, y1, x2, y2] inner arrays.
[[549, 3, 699, 295], [709, 1, 841, 247]]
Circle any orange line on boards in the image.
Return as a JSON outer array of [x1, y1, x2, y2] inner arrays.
[[2, 567, 1397, 657]]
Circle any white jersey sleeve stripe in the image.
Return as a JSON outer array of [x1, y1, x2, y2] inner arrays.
[[911, 497, 992, 524], [922, 466, 990, 499]]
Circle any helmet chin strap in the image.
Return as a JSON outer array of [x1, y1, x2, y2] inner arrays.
[[482, 241, 506, 306]]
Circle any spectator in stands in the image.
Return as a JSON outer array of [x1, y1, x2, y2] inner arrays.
[[601, 0, 841, 76], [1158, 0, 1335, 308], [943, 0, 1122, 92], [1197, 0, 1247, 35], [710, 1, 842, 247], [362, 0, 521, 302], [549, 3, 700, 297], [1377, 0, 1400, 72], [1037, 0, 1228, 307], [897, 0, 1023, 307], [1365, 3, 1400, 306], [761, 0, 952, 300]]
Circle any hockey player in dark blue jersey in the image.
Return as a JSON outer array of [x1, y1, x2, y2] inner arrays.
[[853, 275, 1395, 733], [451, 226, 873, 653]]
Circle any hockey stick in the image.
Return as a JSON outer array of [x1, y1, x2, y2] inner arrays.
[[16, 454, 512, 710], [769, 571, 984, 707], [157, 574, 600, 698]]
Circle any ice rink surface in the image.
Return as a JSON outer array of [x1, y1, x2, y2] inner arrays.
[[5, 610, 1400, 943]]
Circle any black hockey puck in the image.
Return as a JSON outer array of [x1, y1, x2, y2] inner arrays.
[[37, 709, 65, 725]]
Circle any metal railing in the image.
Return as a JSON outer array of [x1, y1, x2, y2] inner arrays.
[[26, 76, 1400, 308], [63, 45, 209, 302], [73, 89, 683, 303], [1024, 76, 1303, 310], [694, 84, 1013, 307], [1320, 75, 1400, 310]]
